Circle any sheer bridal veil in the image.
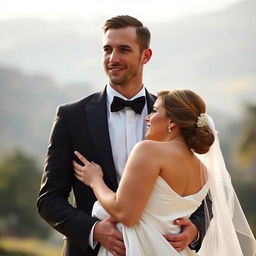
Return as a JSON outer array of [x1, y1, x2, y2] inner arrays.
[[196, 115, 256, 256]]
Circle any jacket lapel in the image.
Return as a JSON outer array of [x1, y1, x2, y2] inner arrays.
[[145, 89, 156, 113], [85, 88, 118, 190], [85, 87, 156, 191]]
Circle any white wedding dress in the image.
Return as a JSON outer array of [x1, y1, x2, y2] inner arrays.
[[92, 176, 209, 256]]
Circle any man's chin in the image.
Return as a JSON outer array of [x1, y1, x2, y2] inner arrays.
[[109, 78, 127, 87]]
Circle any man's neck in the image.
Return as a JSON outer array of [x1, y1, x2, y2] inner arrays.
[[109, 84, 144, 99]]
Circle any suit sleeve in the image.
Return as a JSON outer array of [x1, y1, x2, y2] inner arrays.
[[189, 193, 212, 252], [37, 106, 98, 253]]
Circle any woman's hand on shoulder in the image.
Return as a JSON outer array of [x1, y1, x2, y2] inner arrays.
[[73, 151, 103, 187]]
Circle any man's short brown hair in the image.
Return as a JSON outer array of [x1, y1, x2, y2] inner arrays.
[[103, 15, 151, 52]]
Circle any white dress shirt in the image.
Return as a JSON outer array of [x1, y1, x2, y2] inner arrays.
[[106, 85, 148, 181], [89, 85, 148, 247]]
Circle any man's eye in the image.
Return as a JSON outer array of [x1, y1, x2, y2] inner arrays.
[[152, 109, 157, 113], [103, 48, 111, 53], [121, 48, 131, 52]]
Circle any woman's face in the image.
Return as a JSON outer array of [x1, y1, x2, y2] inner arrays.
[[145, 98, 171, 141]]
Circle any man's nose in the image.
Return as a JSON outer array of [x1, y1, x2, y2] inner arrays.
[[109, 50, 119, 63]]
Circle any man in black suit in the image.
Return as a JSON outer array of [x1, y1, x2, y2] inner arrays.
[[37, 15, 209, 256]]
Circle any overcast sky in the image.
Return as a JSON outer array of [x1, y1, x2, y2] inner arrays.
[[0, 0, 244, 22]]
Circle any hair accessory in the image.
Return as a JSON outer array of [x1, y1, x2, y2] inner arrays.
[[197, 113, 208, 127]]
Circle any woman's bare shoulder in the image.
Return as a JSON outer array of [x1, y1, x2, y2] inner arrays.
[[134, 140, 164, 152], [129, 141, 161, 161]]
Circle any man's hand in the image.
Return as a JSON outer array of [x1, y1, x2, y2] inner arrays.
[[163, 218, 198, 252], [94, 217, 125, 256]]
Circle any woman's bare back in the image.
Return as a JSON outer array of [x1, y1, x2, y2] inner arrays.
[[151, 140, 206, 197]]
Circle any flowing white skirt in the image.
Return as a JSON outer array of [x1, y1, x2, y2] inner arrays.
[[92, 177, 208, 256]]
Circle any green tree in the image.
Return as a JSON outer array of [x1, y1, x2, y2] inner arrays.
[[234, 180, 256, 236], [238, 104, 256, 169], [235, 103, 256, 236], [0, 150, 50, 238]]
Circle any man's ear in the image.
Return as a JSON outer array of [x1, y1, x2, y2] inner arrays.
[[142, 48, 152, 64]]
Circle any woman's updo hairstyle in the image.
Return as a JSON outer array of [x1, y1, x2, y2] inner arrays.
[[157, 89, 215, 154]]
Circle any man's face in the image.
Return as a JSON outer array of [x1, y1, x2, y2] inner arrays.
[[102, 26, 145, 87]]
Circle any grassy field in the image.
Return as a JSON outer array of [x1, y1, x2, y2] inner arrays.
[[0, 236, 62, 256]]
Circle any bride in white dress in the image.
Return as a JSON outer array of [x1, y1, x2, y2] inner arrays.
[[74, 89, 256, 256], [91, 176, 208, 256]]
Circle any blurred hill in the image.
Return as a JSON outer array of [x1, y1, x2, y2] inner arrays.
[[149, 0, 256, 113], [0, 0, 255, 115], [0, 67, 94, 162]]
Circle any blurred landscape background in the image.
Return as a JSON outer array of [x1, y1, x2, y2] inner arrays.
[[0, 0, 256, 255]]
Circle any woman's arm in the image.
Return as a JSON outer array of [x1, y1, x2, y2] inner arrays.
[[74, 141, 160, 226]]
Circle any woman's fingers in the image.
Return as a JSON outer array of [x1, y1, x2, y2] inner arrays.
[[73, 152, 102, 185], [72, 160, 83, 171], [74, 173, 81, 180], [73, 160, 85, 179], [74, 151, 91, 165], [73, 167, 81, 176]]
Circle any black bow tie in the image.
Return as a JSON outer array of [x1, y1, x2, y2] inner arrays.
[[111, 96, 146, 114]]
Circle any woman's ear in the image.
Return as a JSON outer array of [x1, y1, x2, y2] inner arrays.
[[169, 121, 176, 129], [167, 121, 176, 133]]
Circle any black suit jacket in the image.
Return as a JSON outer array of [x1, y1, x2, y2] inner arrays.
[[37, 87, 209, 255]]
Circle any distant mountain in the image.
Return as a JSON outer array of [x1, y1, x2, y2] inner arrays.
[[0, 18, 103, 85], [148, 0, 256, 113], [0, 0, 255, 115], [0, 67, 94, 162]]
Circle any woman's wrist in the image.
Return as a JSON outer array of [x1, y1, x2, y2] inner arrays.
[[91, 176, 103, 189]]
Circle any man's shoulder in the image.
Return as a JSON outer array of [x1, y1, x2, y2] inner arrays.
[[149, 93, 156, 101], [145, 89, 156, 102], [148, 92, 156, 98], [59, 90, 104, 111]]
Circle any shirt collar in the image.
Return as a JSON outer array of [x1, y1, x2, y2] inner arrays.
[[106, 84, 146, 105]]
